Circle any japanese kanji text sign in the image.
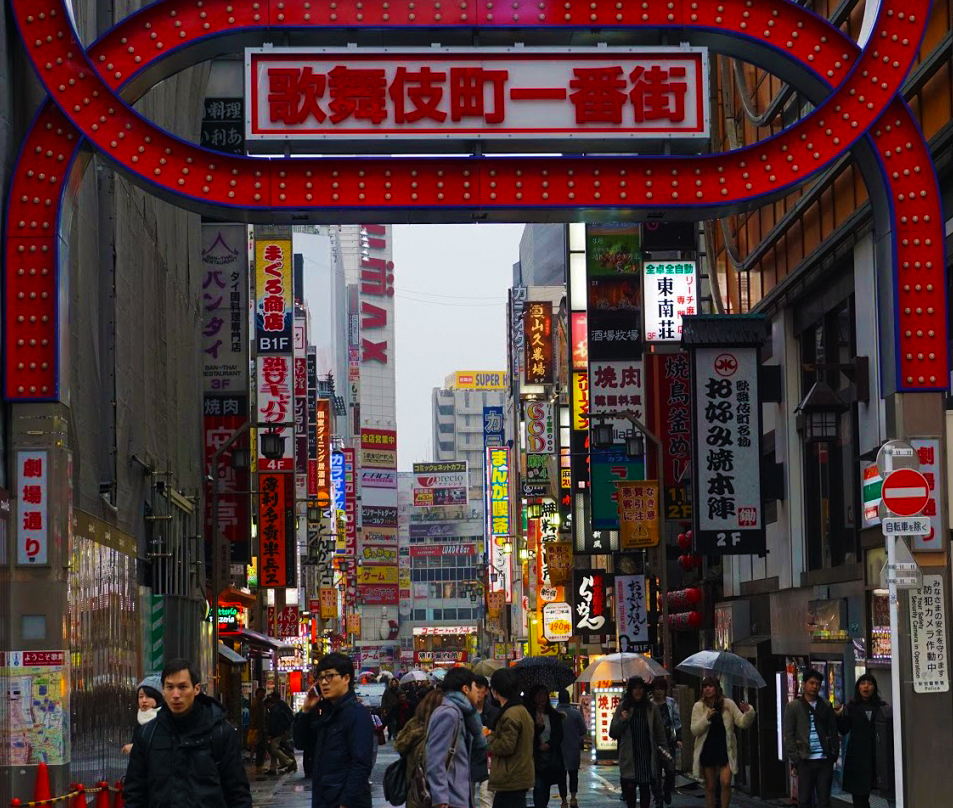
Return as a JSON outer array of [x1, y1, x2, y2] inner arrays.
[[486, 449, 511, 537], [643, 261, 696, 342], [254, 233, 292, 354], [615, 574, 649, 652], [691, 347, 764, 555], [910, 439, 943, 552], [589, 359, 643, 442], [201, 225, 249, 393], [256, 356, 293, 471], [524, 301, 554, 385], [617, 481, 660, 549], [246, 48, 709, 147], [573, 569, 614, 639], [17, 450, 48, 565], [259, 472, 291, 588], [647, 353, 693, 521], [909, 575, 949, 693]]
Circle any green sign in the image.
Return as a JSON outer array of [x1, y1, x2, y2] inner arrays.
[[590, 449, 645, 530], [585, 224, 641, 276]]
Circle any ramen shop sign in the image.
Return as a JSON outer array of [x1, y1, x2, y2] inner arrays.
[[246, 47, 709, 149]]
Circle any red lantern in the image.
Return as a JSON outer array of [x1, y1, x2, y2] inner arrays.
[[693, 555, 703, 569], [667, 587, 704, 613], [679, 555, 693, 572], [677, 533, 692, 552], [688, 610, 703, 629], [667, 610, 704, 631], [686, 530, 693, 540]]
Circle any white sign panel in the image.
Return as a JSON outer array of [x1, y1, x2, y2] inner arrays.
[[692, 347, 764, 555], [882, 517, 932, 536], [246, 47, 710, 146], [909, 575, 950, 693], [588, 359, 644, 441], [615, 574, 649, 652], [910, 439, 943, 552], [17, 451, 48, 565], [542, 602, 573, 642], [643, 261, 697, 342]]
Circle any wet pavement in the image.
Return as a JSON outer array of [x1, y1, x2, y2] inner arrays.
[[247, 743, 792, 807]]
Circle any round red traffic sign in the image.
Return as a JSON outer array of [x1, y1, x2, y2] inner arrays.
[[881, 468, 930, 517]]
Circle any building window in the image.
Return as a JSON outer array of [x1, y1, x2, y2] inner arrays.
[[800, 297, 859, 571], [433, 609, 443, 620], [413, 609, 426, 621]]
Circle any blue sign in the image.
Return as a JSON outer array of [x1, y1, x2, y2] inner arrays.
[[483, 406, 505, 449], [331, 450, 346, 514]]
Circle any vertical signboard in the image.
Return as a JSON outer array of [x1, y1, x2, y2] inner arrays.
[[910, 439, 943, 552], [586, 224, 642, 362], [359, 224, 394, 364], [588, 358, 643, 441], [483, 406, 505, 448], [909, 575, 949, 693], [254, 233, 293, 354], [646, 353, 693, 521], [315, 399, 331, 506], [16, 451, 48, 565], [487, 447, 513, 602], [524, 301, 554, 385], [617, 481, 660, 549], [259, 472, 294, 587], [573, 569, 614, 640], [691, 346, 764, 555], [643, 260, 697, 342], [510, 285, 527, 378], [615, 574, 649, 652]]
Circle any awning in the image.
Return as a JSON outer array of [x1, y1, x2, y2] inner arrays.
[[218, 643, 248, 665], [231, 628, 292, 651], [218, 586, 257, 607]]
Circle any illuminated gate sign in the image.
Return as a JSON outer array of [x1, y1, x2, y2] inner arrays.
[[245, 47, 709, 149]]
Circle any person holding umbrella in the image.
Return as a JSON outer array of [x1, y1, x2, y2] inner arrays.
[[609, 676, 669, 808], [690, 676, 755, 808], [526, 686, 565, 808]]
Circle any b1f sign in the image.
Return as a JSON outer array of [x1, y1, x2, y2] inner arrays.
[[246, 47, 709, 151]]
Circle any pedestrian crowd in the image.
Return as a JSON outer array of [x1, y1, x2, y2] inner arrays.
[[117, 656, 893, 808]]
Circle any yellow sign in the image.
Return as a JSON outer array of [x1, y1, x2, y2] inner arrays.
[[618, 481, 660, 548], [357, 565, 399, 585], [361, 545, 398, 563], [347, 614, 361, 635], [451, 371, 508, 390], [572, 371, 589, 431], [319, 588, 337, 619]]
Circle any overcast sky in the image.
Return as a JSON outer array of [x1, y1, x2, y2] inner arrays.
[[393, 224, 522, 469]]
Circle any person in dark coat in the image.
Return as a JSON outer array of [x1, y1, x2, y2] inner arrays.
[[265, 691, 297, 773], [293, 652, 374, 808], [381, 677, 401, 739], [121, 675, 165, 756], [555, 690, 587, 808], [835, 674, 893, 808], [123, 659, 251, 808], [611, 677, 670, 808], [527, 685, 566, 808]]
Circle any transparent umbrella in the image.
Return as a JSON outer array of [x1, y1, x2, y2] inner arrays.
[[472, 659, 505, 677], [676, 650, 767, 688], [576, 653, 668, 684], [399, 669, 433, 685]]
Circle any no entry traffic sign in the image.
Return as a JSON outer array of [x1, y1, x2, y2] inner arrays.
[[881, 468, 930, 517]]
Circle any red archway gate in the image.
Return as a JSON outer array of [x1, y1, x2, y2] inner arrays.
[[5, 0, 946, 401]]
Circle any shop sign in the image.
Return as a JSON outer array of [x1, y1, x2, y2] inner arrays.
[[254, 233, 293, 354], [274, 605, 300, 639], [910, 439, 943, 552], [217, 604, 244, 634], [201, 225, 249, 393], [526, 454, 551, 488], [358, 224, 394, 365], [363, 525, 398, 544], [16, 451, 48, 565], [586, 224, 643, 361], [358, 584, 399, 605], [618, 481, 660, 549], [256, 357, 294, 471], [571, 312, 588, 371], [415, 650, 467, 664], [909, 575, 949, 693], [259, 473, 293, 587], [646, 353, 693, 519], [542, 602, 573, 642], [643, 261, 697, 342], [487, 448, 512, 537], [691, 347, 764, 555], [615, 575, 649, 652], [362, 506, 399, 526], [586, 224, 641, 276], [361, 544, 399, 563], [408, 523, 457, 539], [246, 48, 708, 145], [342, 449, 357, 555], [524, 301, 554, 385], [363, 469, 398, 489], [483, 405, 506, 449], [524, 401, 555, 454], [276, 646, 306, 671], [489, 535, 513, 604], [487, 590, 505, 619], [594, 687, 624, 752], [861, 463, 882, 529], [361, 428, 398, 450], [590, 449, 642, 532], [314, 399, 331, 504], [412, 626, 477, 636], [357, 565, 398, 585], [545, 542, 573, 586], [347, 614, 362, 635], [572, 371, 590, 431], [589, 358, 643, 441], [409, 543, 477, 557], [362, 449, 397, 469], [455, 371, 507, 390], [413, 486, 466, 506], [510, 285, 527, 376], [573, 569, 615, 638], [331, 450, 346, 514]]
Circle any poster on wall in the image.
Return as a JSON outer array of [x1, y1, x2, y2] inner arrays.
[[0, 651, 69, 764], [909, 575, 949, 693]]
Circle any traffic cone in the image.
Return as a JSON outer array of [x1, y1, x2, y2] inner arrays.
[[34, 762, 51, 802], [112, 780, 124, 808], [71, 783, 86, 808], [94, 781, 110, 808]]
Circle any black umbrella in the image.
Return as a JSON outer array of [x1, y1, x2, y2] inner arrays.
[[513, 656, 575, 693]]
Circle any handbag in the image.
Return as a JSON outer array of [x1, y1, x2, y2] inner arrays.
[[412, 713, 461, 808], [657, 743, 676, 776], [383, 756, 408, 806]]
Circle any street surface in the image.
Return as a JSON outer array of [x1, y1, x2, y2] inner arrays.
[[247, 743, 806, 808]]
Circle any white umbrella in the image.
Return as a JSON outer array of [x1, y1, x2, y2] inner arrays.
[[676, 650, 767, 688], [399, 669, 433, 685], [576, 653, 668, 684], [431, 668, 448, 681]]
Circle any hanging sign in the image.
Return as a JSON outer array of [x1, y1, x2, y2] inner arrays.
[[615, 575, 649, 652], [643, 261, 697, 342], [617, 481, 660, 549], [691, 347, 764, 555], [573, 569, 615, 638], [524, 301, 554, 385], [909, 575, 949, 693], [524, 401, 556, 454], [910, 439, 943, 552], [646, 353, 693, 520]]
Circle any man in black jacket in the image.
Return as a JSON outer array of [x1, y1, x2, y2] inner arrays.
[[293, 652, 374, 808], [123, 658, 251, 808], [265, 691, 297, 774], [783, 669, 840, 808]]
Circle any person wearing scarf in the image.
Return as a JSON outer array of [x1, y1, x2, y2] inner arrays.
[[122, 675, 165, 755]]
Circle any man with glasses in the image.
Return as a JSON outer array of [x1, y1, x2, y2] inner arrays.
[[293, 652, 374, 808]]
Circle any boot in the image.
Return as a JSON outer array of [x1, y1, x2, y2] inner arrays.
[[570, 797, 579, 808]]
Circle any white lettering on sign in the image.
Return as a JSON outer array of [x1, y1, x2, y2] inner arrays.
[[17, 451, 48, 565], [909, 575, 949, 693], [245, 47, 709, 145]]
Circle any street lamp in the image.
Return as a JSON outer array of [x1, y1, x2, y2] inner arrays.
[[307, 504, 321, 523], [795, 379, 848, 441], [625, 433, 645, 459], [592, 422, 615, 448], [260, 431, 285, 460]]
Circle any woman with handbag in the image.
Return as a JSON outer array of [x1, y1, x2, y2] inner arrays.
[[609, 677, 670, 808], [391, 690, 445, 808], [690, 677, 755, 808]]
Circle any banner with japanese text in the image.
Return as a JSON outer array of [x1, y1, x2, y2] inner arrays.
[[572, 569, 615, 640], [203, 396, 250, 550], [254, 230, 293, 354], [615, 575, 649, 653], [259, 472, 295, 588], [646, 353, 693, 522], [524, 301, 554, 385]]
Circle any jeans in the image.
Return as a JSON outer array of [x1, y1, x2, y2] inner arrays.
[[557, 769, 579, 799], [620, 778, 652, 808], [492, 790, 527, 808], [796, 759, 835, 808]]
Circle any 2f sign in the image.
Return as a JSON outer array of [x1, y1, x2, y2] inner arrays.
[[716, 531, 742, 548]]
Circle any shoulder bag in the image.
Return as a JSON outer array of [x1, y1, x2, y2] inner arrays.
[[383, 755, 408, 806], [412, 713, 461, 808]]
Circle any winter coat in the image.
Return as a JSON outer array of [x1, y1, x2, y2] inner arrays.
[[556, 704, 587, 771], [837, 701, 893, 794], [393, 717, 429, 808], [123, 693, 252, 808], [381, 685, 401, 720], [488, 701, 535, 793], [249, 698, 266, 734], [609, 701, 669, 782], [426, 699, 471, 808], [293, 690, 374, 808], [481, 700, 501, 731], [533, 709, 566, 775], [690, 698, 756, 778], [266, 699, 294, 737], [782, 696, 838, 764], [654, 696, 681, 745]]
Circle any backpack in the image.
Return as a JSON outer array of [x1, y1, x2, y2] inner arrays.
[[382, 756, 408, 806]]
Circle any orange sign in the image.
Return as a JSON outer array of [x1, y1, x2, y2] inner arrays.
[[618, 480, 660, 548]]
